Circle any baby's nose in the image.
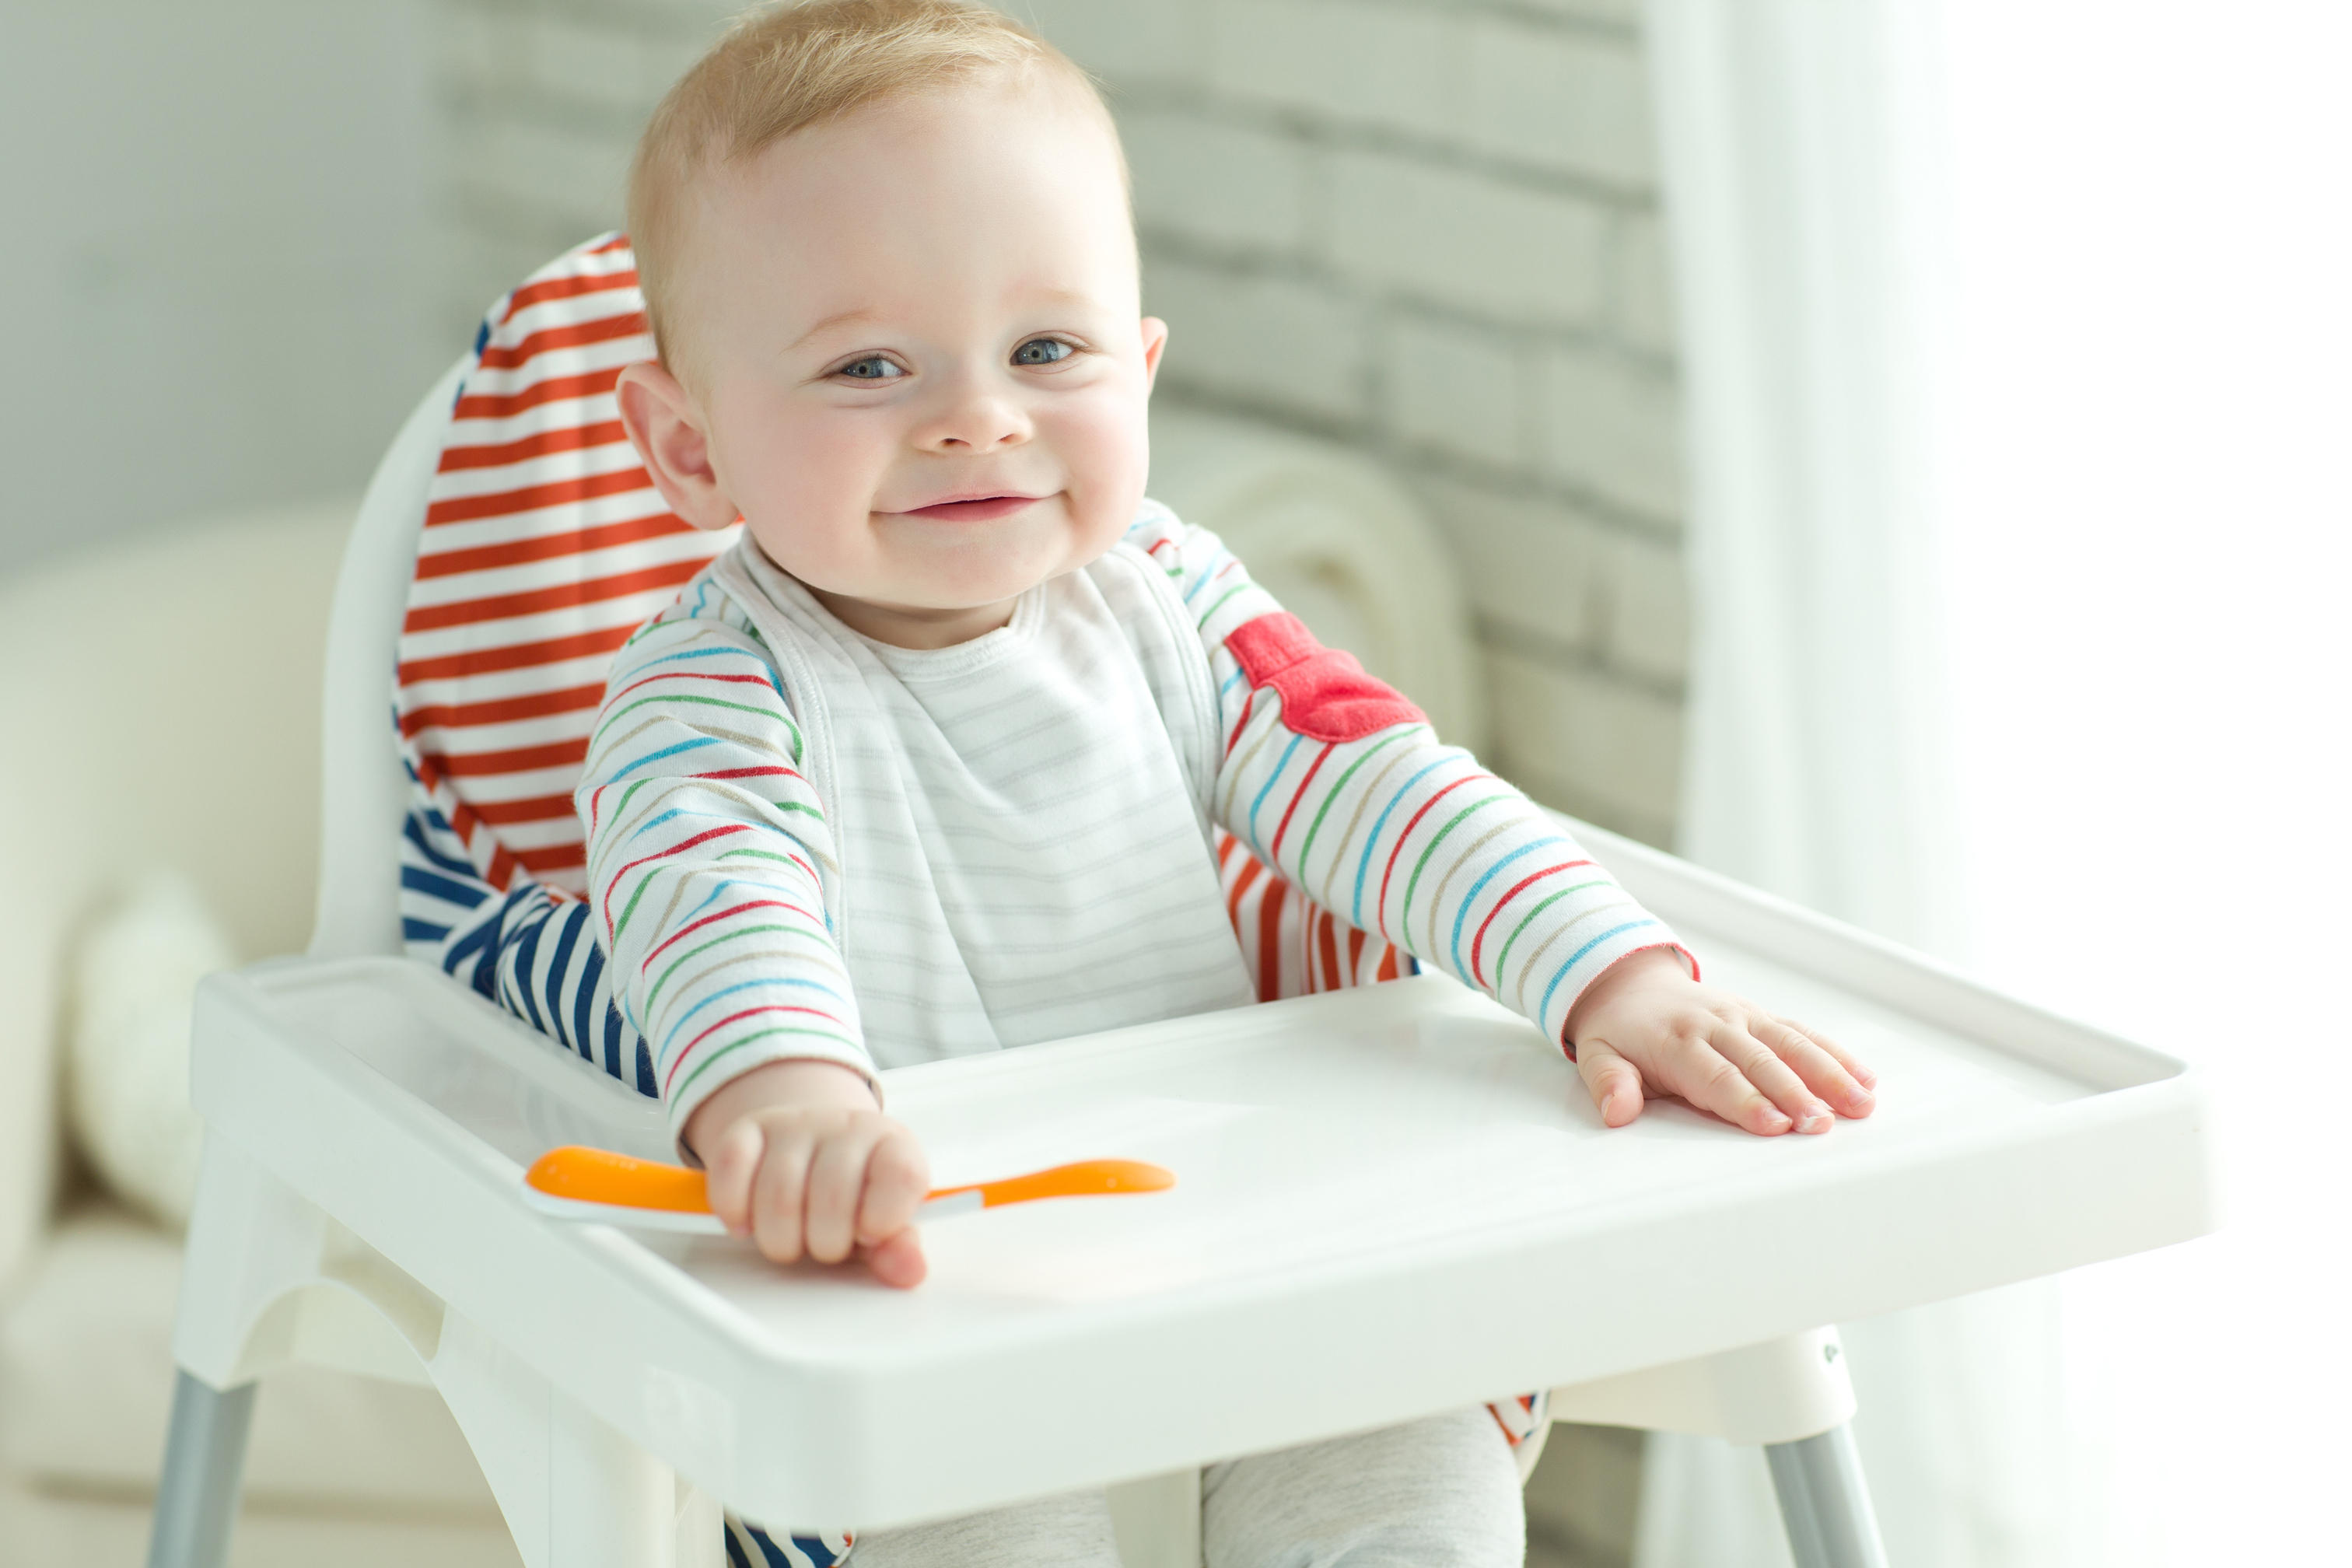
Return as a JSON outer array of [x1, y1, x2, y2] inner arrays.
[[936, 428, 1020, 450], [921, 385, 1031, 451]]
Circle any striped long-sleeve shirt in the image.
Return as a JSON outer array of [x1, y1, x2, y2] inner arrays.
[[577, 505, 1684, 1147]]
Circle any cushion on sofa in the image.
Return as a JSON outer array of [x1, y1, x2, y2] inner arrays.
[[0, 1206, 499, 1510], [65, 871, 233, 1230]]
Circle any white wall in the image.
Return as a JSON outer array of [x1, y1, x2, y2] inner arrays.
[[429, 0, 1690, 845], [0, 0, 449, 579]]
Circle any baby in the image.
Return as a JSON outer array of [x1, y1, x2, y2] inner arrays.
[[585, 1, 1874, 1561]]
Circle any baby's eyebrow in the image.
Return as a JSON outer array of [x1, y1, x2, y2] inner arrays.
[[790, 308, 884, 351]]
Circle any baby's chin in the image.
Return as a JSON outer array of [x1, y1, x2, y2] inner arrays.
[[784, 548, 1078, 622], [868, 502, 1122, 590], [852, 560, 1082, 614], [747, 493, 1131, 609]]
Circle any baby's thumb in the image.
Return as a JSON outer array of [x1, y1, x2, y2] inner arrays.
[[1577, 1038, 1645, 1129], [701, 1120, 767, 1232]]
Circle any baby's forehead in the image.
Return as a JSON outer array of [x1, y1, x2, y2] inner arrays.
[[719, 75, 1124, 211], [671, 82, 1136, 341]]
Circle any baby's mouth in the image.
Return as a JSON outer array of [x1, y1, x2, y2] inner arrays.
[[898, 494, 1042, 523]]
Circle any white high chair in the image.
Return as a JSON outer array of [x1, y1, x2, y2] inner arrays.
[[142, 355, 2215, 1568]]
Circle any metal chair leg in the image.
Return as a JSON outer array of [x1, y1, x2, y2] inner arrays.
[[145, 1369, 257, 1568], [1765, 1422, 1887, 1568]]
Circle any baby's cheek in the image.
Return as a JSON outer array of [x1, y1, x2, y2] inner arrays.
[[1046, 396, 1150, 533], [727, 416, 891, 576]]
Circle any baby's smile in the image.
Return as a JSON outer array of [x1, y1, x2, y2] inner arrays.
[[891, 492, 1047, 523]]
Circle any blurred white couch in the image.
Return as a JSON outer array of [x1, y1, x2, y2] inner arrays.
[[0, 502, 519, 1566]]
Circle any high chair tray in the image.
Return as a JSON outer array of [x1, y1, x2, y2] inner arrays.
[[191, 819, 2210, 1530]]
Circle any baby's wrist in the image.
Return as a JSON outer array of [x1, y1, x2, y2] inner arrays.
[[681, 1057, 880, 1164], [1561, 944, 1693, 1053]]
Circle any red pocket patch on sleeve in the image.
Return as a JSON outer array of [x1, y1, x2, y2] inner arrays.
[[1226, 612, 1427, 743]]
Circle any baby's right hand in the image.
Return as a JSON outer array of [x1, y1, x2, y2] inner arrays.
[[685, 1059, 931, 1289]]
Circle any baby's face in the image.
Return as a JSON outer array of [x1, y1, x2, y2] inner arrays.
[[624, 82, 1164, 648]]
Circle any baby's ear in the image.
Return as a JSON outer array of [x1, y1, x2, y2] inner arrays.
[[617, 361, 739, 532], [1139, 316, 1169, 390]]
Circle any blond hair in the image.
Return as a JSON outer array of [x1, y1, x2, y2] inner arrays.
[[628, 0, 1115, 370]]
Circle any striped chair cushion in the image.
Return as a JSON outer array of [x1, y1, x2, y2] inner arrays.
[[397, 234, 738, 899]]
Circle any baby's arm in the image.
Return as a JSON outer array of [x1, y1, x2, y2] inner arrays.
[[1148, 513, 1874, 1133], [579, 603, 929, 1282]]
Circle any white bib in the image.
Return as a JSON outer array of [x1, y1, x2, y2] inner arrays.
[[710, 519, 1256, 1069]]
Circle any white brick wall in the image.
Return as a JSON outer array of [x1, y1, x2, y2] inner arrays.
[[1124, 111, 1313, 254], [1145, 257, 1373, 423], [1615, 210, 1678, 352], [427, 0, 1688, 847], [1205, 0, 1461, 143], [1381, 313, 1530, 469], [1542, 345, 1681, 516], [1325, 152, 1608, 326], [1465, 15, 1655, 185], [1487, 649, 1682, 843]]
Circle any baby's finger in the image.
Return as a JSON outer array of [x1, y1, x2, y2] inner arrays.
[[859, 1226, 928, 1290], [1774, 1017, 1878, 1091], [1575, 1038, 1648, 1128], [749, 1125, 816, 1264], [855, 1129, 931, 1245], [1660, 1025, 1792, 1136], [1764, 1017, 1876, 1117], [1710, 1019, 1834, 1133], [701, 1118, 767, 1234], [803, 1124, 878, 1265]]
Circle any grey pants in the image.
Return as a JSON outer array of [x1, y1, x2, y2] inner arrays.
[[847, 1407, 1526, 1568]]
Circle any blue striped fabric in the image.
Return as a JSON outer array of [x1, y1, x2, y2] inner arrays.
[[403, 791, 657, 1097]]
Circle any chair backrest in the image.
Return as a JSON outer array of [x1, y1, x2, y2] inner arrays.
[[311, 359, 459, 960]]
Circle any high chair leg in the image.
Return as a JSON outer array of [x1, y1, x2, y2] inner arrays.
[[430, 1307, 677, 1568], [1765, 1422, 1886, 1568], [145, 1369, 257, 1568]]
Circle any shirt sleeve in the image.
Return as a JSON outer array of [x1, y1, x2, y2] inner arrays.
[[1133, 508, 1693, 1049], [575, 590, 870, 1150]]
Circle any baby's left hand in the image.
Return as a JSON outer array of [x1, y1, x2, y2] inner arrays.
[[1564, 948, 1877, 1135]]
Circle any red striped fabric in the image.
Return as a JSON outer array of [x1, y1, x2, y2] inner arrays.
[[397, 624, 640, 687], [402, 558, 709, 634], [395, 233, 737, 899], [1215, 829, 1409, 999], [436, 419, 630, 474], [454, 366, 626, 422], [424, 466, 659, 529]]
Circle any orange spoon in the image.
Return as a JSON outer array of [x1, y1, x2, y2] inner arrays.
[[522, 1144, 1174, 1234]]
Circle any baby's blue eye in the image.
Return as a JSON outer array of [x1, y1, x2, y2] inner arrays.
[[1013, 338, 1073, 366], [837, 355, 902, 381]]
